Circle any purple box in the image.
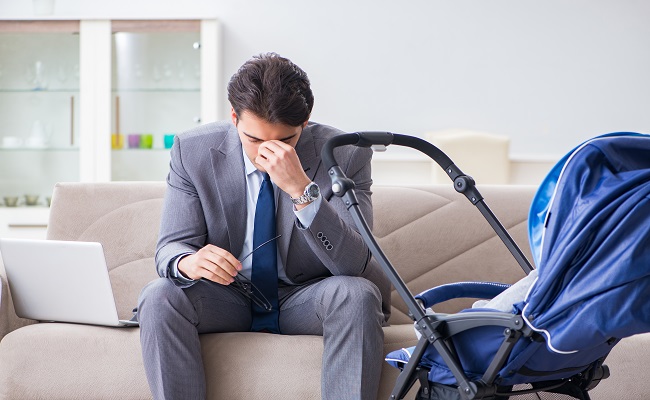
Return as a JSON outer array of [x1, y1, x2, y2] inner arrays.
[[128, 134, 140, 149]]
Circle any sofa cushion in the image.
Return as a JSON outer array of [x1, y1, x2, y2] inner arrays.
[[0, 322, 418, 400], [0, 324, 148, 399]]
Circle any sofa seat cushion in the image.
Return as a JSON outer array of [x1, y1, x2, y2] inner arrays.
[[202, 324, 418, 399], [0, 323, 149, 400], [0, 322, 418, 399]]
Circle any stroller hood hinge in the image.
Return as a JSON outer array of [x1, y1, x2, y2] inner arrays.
[[415, 316, 444, 343]]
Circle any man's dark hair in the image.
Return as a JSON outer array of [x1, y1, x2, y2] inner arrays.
[[228, 53, 314, 127]]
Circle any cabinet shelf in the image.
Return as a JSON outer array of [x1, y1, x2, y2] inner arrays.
[[0, 147, 79, 152], [111, 148, 171, 152], [112, 88, 199, 93], [0, 88, 199, 93], [0, 88, 79, 93], [0, 206, 50, 210]]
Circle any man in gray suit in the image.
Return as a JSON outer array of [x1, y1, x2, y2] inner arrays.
[[138, 53, 390, 400]]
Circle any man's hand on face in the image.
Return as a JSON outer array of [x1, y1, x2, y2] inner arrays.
[[177, 245, 242, 284], [255, 140, 311, 201]]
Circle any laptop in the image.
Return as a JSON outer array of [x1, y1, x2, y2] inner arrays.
[[0, 238, 138, 327]]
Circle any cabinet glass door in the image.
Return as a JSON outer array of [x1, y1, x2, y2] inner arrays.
[[0, 21, 80, 208], [110, 21, 201, 181]]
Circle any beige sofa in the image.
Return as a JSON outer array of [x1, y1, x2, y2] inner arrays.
[[0, 182, 648, 399]]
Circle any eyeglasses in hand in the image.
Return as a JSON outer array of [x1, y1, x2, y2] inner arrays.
[[201, 234, 281, 312]]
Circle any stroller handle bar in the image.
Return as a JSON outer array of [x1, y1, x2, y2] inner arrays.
[[323, 132, 482, 205], [322, 131, 394, 170], [322, 131, 455, 172], [321, 131, 535, 307]]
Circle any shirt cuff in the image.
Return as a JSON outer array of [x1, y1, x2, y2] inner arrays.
[[294, 195, 322, 229], [170, 253, 196, 284]]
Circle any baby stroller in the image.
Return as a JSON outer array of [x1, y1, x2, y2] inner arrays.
[[321, 132, 650, 400]]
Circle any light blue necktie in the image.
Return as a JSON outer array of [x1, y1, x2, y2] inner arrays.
[[250, 172, 280, 333]]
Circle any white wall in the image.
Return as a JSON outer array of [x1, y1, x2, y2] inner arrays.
[[2, 0, 650, 158]]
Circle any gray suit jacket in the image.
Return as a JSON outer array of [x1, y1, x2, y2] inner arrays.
[[155, 120, 391, 321]]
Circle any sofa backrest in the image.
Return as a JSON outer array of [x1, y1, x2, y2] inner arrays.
[[46, 182, 536, 325], [372, 185, 536, 324]]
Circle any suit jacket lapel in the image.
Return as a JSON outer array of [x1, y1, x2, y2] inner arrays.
[[210, 124, 247, 256]]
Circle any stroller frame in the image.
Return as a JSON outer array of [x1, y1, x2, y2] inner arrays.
[[321, 132, 610, 400]]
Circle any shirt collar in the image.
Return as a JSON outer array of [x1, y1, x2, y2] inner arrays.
[[241, 147, 258, 177]]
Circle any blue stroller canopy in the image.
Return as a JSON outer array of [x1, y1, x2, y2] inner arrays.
[[385, 132, 650, 392], [522, 133, 650, 354]]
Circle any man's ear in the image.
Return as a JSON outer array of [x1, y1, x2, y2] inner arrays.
[[230, 107, 239, 125], [302, 118, 309, 128]]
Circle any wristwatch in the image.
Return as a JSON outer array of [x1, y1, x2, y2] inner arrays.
[[291, 182, 320, 205]]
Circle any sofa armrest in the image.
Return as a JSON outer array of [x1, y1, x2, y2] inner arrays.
[[0, 261, 37, 341]]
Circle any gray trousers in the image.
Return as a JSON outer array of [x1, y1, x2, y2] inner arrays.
[[138, 275, 385, 400]]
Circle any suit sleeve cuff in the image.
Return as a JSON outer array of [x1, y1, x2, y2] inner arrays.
[[170, 253, 196, 284]]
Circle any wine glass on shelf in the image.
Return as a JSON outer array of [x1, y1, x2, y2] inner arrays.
[[25, 60, 48, 90]]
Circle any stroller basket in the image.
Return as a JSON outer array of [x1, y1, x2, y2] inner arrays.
[[320, 132, 647, 400]]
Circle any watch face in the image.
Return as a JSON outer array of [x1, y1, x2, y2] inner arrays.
[[307, 183, 320, 198]]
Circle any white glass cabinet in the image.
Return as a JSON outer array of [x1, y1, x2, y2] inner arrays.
[[0, 21, 81, 209], [0, 19, 221, 239]]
